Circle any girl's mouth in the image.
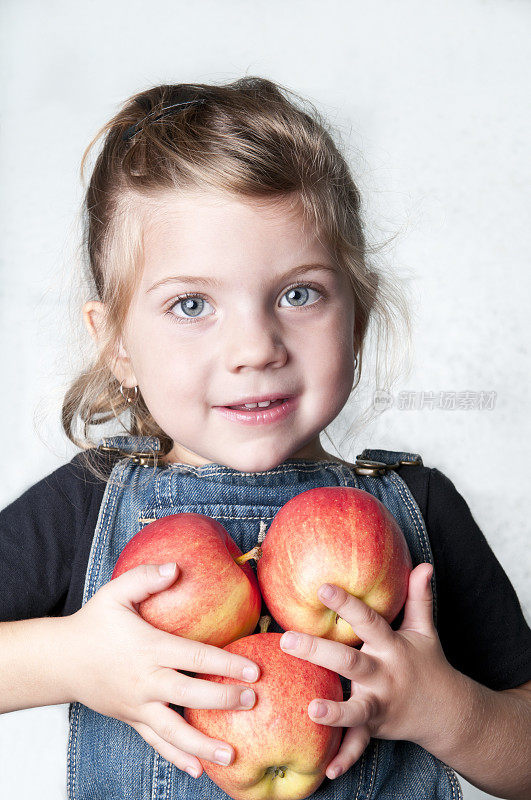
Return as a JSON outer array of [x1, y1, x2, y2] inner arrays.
[[213, 396, 299, 426], [227, 398, 285, 411]]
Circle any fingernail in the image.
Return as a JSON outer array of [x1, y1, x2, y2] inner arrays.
[[309, 700, 327, 718], [280, 632, 299, 649], [328, 765, 342, 779], [319, 584, 335, 600], [242, 666, 259, 681], [185, 767, 199, 778], [159, 562, 176, 576], [214, 747, 232, 765], [239, 689, 255, 708]]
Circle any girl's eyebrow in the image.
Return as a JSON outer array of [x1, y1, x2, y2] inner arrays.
[[146, 263, 338, 293]]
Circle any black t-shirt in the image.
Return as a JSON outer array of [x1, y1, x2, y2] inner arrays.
[[1, 448, 530, 692]]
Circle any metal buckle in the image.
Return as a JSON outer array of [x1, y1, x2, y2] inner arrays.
[[96, 445, 122, 457], [131, 452, 159, 466], [97, 445, 158, 467], [353, 457, 422, 477]]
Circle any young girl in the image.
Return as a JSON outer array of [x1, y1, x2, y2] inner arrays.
[[1, 78, 529, 800]]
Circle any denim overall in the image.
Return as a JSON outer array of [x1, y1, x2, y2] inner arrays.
[[67, 435, 463, 800]]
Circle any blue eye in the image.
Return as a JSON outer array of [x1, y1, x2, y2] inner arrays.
[[165, 282, 325, 325], [175, 296, 209, 318], [279, 285, 321, 308]]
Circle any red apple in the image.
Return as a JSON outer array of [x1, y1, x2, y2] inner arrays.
[[257, 487, 412, 646], [111, 514, 262, 647], [184, 630, 343, 800]]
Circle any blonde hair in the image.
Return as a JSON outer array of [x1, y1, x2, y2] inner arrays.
[[62, 76, 412, 479]]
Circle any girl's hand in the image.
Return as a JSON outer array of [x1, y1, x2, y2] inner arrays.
[[64, 563, 260, 779], [279, 563, 456, 780]]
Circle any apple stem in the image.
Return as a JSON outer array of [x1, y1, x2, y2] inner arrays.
[[335, 613, 340, 624], [266, 765, 287, 779], [258, 614, 271, 633], [234, 545, 262, 565]]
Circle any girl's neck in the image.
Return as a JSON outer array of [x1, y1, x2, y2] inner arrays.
[[160, 441, 352, 470]]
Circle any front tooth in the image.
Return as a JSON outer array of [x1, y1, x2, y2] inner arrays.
[[244, 402, 259, 409], [257, 400, 272, 408]]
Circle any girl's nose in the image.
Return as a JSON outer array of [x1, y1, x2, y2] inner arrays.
[[223, 317, 288, 372]]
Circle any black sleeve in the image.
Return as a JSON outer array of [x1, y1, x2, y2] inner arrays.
[[0, 451, 109, 621], [424, 467, 531, 691]]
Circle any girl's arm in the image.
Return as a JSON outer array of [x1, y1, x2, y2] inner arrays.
[[278, 566, 531, 800], [417, 672, 531, 800], [0, 617, 74, 713], [2, 563, 262, 779]]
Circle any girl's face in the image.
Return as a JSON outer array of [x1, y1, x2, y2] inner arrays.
[[86, 189, 357, 471]]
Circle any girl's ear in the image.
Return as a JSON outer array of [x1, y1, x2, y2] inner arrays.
[[82, 301, 138, 388], [82, 300, 105, 344]]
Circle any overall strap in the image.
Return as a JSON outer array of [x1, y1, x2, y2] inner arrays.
[[345, 448, 437, 626], [353, 448, 423, 476], [97, 435, 161, 466]]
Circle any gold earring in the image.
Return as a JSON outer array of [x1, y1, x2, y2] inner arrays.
[[119, 380, 139, 404]]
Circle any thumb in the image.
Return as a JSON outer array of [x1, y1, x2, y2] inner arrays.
[[108, 562, 180, 612], [399, 563, 435, 637]]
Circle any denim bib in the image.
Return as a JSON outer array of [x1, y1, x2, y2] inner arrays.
[[67, 435, 463, 800]]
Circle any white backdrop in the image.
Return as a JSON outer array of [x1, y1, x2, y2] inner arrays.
[[1, 1, 529, 798]]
